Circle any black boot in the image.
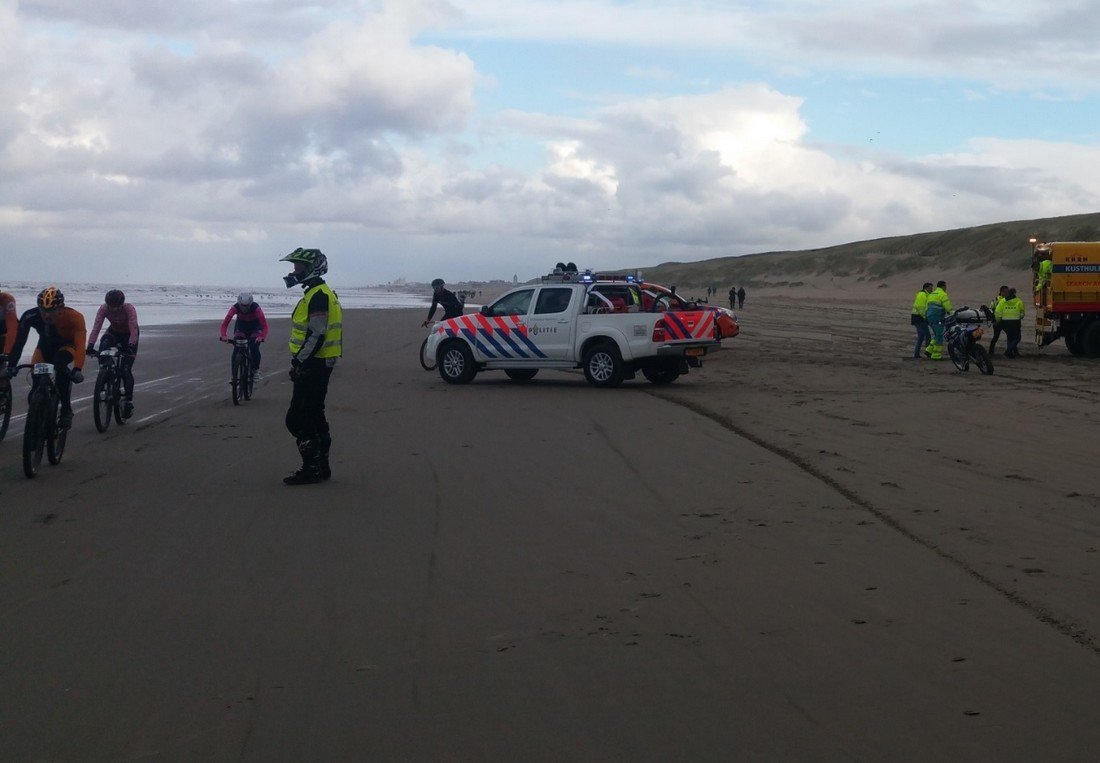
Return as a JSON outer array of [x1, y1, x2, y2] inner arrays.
[[319, 435, 332, 480], [283, 440, 323, 485]]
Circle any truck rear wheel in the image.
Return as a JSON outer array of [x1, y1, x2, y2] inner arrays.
[[1066, 330, 1085, 356], [438, 341, 478, 384], [1082, 321, 1100, 358], [583, 342, 625, 387]]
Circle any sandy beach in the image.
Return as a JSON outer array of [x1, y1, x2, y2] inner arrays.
[[1, 300, 1098, 760]]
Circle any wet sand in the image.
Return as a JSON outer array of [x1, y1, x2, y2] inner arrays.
[[1, 302, 1098, 760]]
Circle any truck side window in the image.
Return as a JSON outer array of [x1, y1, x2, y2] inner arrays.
[[535, 288, 572, 314], [488, 289, 534, 316]]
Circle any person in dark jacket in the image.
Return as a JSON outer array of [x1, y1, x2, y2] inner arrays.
[[422, 279, 464, 325], [737, 286, 746, 309]]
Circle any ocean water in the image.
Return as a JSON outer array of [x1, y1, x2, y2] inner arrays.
[[3, 282, 434, 327], [2, 281, 438, 362]]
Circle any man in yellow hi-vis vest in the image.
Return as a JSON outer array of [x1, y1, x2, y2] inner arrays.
[[280, 247, 343, 485]]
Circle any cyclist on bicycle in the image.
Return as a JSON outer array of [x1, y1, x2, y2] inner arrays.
[[86, 289, 139, 417], [2, 286, 86, 429], [220, 292, 268, 378], [421, 278, 464, 326], [0, 288, 16, 364]]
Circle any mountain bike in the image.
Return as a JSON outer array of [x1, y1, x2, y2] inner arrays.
[[0, 363, 11, 442], [229, 337, 255, 405], [14, 362, 67, 478], [89, 346, 130, 432], [419, 334, 437, 370]]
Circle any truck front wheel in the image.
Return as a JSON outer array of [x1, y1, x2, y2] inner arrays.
[[583, 342, 625, 387], [438, 341, 478, 384]]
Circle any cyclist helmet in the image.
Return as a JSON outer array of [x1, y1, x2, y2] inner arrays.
[[431, 278, 445, 289], [105, 289, 125, 307], [37, 286, 64, 310], [280, 247, 328, 286], [237, 292, 254, 308]]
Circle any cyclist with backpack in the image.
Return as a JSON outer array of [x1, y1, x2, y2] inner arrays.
[[87, 289, 140, 417], [219, 292, 269, 379], [2, 287, 86, 429]]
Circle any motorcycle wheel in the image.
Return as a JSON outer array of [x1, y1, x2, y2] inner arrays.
[[970, 345, 994, 375], [947, 339, 968, 372]]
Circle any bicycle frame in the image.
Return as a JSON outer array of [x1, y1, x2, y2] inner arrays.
[[230, 338, 254, 405], [16, 361, 66, 477]]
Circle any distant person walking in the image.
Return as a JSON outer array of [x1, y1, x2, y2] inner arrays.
[[737, 286, 746, 309], [923, 280, 952, 360], [728, 287, 737, 310], [995, 287, 1025, 358], [911, 282, 932, 358], [987, 285, 1008, 355]]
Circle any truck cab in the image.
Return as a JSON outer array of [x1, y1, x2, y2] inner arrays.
[[424, 270, 720, 386], [1033, 241, 1100, 356]]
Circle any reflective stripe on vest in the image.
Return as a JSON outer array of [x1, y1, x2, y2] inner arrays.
[[289, 283, 343, 358]]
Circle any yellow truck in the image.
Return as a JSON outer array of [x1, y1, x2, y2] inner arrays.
[[1033, 241, 1100, 355]]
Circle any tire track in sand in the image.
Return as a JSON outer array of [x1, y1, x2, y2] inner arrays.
[[645, 388, 1099, 656]]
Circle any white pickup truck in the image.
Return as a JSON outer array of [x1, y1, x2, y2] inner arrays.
[[423, 277, 720, 387]]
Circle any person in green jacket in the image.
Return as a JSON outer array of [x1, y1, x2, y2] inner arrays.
[[995, 287, 1025, 358], [923, 281, 952, 360], [911, 282, 932, 358], [987, 285, 1008, 354], [1034, 246, 1053, 301]]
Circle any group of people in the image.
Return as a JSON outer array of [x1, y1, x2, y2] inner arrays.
[[728, 286, 746, 310], [1, 286, 140, 429], [0, 247, 343, 486], [911, 280, 1025, 360]]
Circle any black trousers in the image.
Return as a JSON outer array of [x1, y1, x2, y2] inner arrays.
[[1002, 320, 1022, 357], [988, 322, 1003, 351], [285, 358, 333, 450]]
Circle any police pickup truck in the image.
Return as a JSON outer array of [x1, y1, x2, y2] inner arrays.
[[423, 273, 720, 387]]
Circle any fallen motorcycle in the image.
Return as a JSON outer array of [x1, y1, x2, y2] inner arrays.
[[944, 306, 994, 375]]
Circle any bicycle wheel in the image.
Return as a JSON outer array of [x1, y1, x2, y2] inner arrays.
[[970, 345, 995, 375], [419, 336, 437, 371], [231, 352, 245, 405], [47, 394, 66, 465], [22, 393, 47, 478], [112, 374, 127, 425], [0, 379, 11, 441], [93, 368, 113, 432]]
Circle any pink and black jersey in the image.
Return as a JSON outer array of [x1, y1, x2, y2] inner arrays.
[[88, 303, 139, 346]]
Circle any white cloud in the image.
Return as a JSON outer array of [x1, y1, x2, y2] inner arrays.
[[2, 0, 1100, 286]]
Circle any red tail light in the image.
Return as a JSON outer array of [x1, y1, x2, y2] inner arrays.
[[652, 320, 667, 342]]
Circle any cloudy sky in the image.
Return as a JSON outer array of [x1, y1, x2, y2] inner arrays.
[[2, 0, 1099, 287]]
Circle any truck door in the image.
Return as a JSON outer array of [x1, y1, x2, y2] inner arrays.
[[526, 287, 576, 360], [469, 288, 545, 362]]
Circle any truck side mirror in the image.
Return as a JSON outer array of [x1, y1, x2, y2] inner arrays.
[[480, 305, 492, 316]]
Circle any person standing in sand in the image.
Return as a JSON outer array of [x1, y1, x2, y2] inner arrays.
[[280, 248, 343, 485], [728, 287, 737, 310], [995, 287, 1025, 358], [923, 280, 952, 360], [986, 285, 1008, 355], [911, 282, 932, 358], [737, 286, 746, 309]]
